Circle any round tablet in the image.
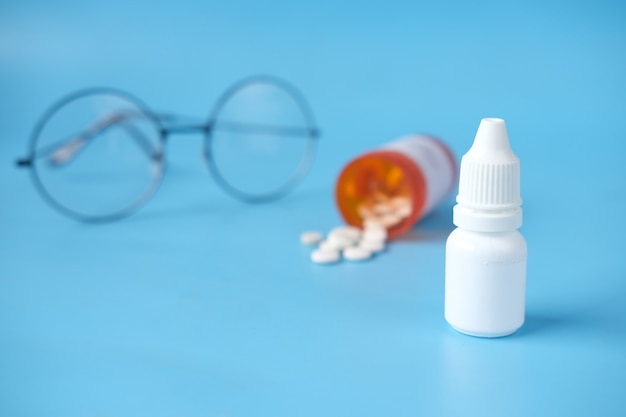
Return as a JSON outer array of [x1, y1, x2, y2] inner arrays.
[[390, 196, 411, 209], [311, 249, 340, 264], [327, 232, 354, 249], [359, 239, 385, 253], [363, 218, 385, 229], [319, 240, 342, 251], [343, 246, 372, 261], [396, 204, 412, 218], [362, 226, 387, 242], [300, 231, 323, 246], [358, 205, 376, 220], [373, 202, 394, 215], [380, 213, 402, 227], [329, 226, 361, 242]]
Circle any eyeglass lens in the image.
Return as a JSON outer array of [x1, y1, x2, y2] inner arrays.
[[30, 91, 163, 220], [208, 80, 316, 201]]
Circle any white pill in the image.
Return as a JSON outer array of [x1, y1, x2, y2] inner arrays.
[[363, 218, 384, 229], [390, 196, 411, 208], [358, 205, 376, 219], [359, 239, 385, 253], [327, 232, 354, 249], [343, 246, 372, 261], [389, 197, 412, 216], [363, 225, 388, 242], [373, 202, 394, 215], [396, 204, 412, 218], [365, 219, 386, 230], [318, 240, 338, 251], [300, 231, 323, 246], [380, 213, 403, 227], [329, 226, 361, 242], [311, 249, 340, 264], [320, 238, 353, 251]]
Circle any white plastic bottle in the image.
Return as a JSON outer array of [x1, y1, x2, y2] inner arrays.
[[444, 118, 527, 337]]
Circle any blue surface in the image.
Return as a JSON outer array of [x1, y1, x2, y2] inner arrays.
[[1, 1, 626, 416]]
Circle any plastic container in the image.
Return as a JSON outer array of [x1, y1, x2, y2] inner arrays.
[[444, 118, 527, 337], [335, 135, 456, 239]]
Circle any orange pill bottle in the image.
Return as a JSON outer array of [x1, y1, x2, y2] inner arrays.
[[335, 135, 457, 239]]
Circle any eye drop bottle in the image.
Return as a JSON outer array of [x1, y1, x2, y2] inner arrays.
[[444, 118, 527, 337]]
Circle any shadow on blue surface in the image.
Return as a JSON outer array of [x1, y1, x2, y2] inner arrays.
[[516, 314, 570, 338], [516, 307, 625, 342], [396, 204, 455, 243]]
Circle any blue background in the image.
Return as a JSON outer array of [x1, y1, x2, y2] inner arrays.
[[1, 1, 625, 416]]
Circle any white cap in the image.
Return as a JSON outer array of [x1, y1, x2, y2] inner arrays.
[[453, 118, 522, 232]]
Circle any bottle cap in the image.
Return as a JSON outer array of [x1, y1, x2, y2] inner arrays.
[[454, 118, 522, 232]]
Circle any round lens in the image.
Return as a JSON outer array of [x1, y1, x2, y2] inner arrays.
[[29, 89, 163, 221], [206, 77, 317, 201]]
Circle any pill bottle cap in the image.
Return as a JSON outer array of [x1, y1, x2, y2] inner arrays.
[[454, 118, 522, 232]]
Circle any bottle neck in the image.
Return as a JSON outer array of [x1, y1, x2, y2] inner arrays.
[[453, 204, 522, 233]]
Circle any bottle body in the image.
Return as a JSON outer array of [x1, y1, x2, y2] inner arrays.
[[445, 227, 527, 337], [335, 135, 456, 239]]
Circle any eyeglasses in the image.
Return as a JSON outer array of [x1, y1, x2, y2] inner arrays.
[[15, 76, 319, 222]]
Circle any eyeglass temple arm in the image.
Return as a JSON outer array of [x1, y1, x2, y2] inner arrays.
[[16, 110, 161, 168]]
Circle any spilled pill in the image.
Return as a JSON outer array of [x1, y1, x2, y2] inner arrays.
[[359, 239, 385, 253], [311, 248, 340, 264], [362, 226, 387, 242], [319, 239, 343, 251], [343, 246, 372, 261], [329, 226, 361, 242], [327, 232, 354, 249], [396, 204, 412, 218], [380, 213, 402, 227], [300, 231, 323, 246], [303, 222, 390, 265]]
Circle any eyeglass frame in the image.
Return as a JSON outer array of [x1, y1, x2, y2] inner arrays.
[[15, 75, 321, 222]]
